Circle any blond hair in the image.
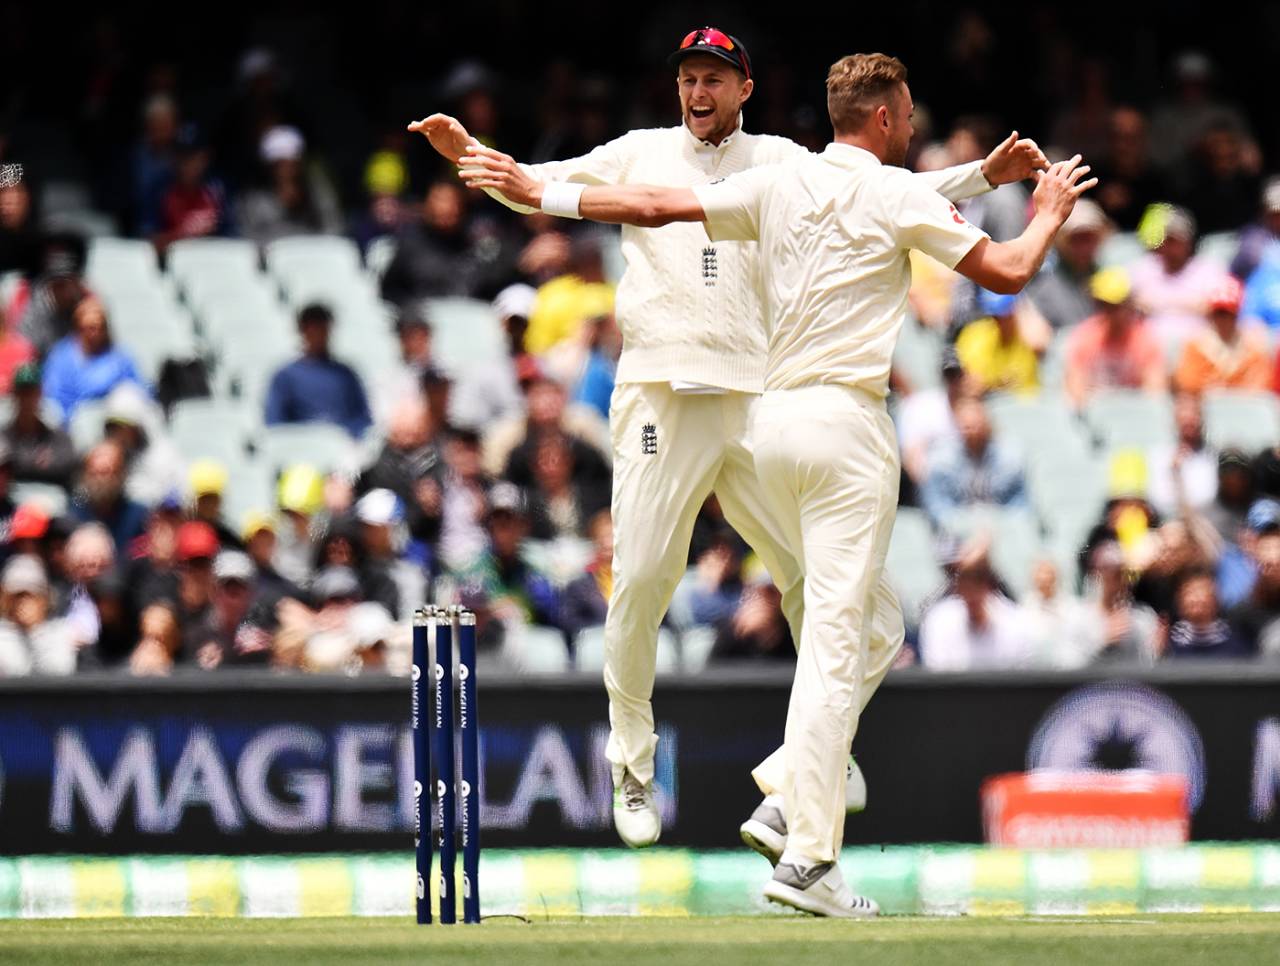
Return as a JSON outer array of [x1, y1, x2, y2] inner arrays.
[[826, 53, 908, 134]]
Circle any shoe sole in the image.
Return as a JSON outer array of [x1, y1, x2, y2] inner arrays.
[[739, 818, 785, 866], [762, 880, 879, 919], [613, 812, 661, 848]]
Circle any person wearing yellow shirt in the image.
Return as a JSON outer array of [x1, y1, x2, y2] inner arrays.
[[524, 237, 615, 354], [954, 288, 1040, 394]]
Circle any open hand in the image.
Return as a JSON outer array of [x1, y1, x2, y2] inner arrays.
[[981, 131, 1049, 186], [406, 113, 476, 164], [457, 144, 544, 208], [1031, 154, 1097, 225]]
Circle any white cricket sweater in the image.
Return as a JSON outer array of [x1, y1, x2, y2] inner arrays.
[[491, 122, 994, 393]]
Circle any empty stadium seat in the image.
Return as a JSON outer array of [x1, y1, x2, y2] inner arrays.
[[424, 296, 507, 368], [512, 625, 572, 673], [986, 391, 1090, 459], [87, 237, 161, 291], [1082, 390, 1174, 449], [893, 316, 943, 389], [167, 238, 260, 286], [265, 236, 363, 284], [884, 507, 944, 625], [257, 422, 358, 475], [1203, 390, 1280, 451], [1028, 453, 1108, 548], [575, 625, 678, 673], [221, 460, 275, 531], [1098, 232, 1145, 268], [680, 625, 719, 673], [168, 398, 256, 464]]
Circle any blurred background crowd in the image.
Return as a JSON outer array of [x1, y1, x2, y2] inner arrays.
[[3, 3, 1280, 676]]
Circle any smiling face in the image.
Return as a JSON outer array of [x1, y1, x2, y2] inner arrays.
[[677, 54, 752, 145]]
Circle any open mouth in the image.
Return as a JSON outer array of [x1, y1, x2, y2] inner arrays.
[[690, 107, 715, 120]]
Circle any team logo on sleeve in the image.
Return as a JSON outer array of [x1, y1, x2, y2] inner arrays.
[[641, 423, 658, 455], [949, 204, 966, 225], [701, 246, 718, 287]]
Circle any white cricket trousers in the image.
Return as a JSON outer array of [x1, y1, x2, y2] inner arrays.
[[749, 384, 903, 863], [603, 381, 903, 796]]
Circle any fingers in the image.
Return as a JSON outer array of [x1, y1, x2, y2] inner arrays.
[[1015, 138, 1049, 170], [463, 143, 512, 163], [1067, 164, 1092, 185], [997, 130, 1018, 153], [1072, 177, 1099, 196]]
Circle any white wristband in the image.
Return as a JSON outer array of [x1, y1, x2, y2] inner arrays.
[[540, 181, 585, 219]]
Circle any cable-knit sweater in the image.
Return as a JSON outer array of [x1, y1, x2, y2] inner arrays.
[[492, 122, 993, 393]]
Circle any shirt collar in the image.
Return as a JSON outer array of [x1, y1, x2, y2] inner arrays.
[[822, 142, 882, 167], [683, 112, 744, 150]]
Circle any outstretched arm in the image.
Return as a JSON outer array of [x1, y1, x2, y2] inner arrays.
[[917, 131, 1049, 203], [953, 154, 1097, 294], [458, 145, 705, 228], [408, 113, 633, 214]]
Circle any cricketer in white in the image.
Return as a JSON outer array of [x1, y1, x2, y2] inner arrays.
[[412, 33, 1049, 859]]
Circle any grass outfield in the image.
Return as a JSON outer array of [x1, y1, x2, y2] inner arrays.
[[2, 914, 1279, 965]]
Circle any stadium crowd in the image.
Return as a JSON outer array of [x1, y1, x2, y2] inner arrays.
[[3, 28, 1280, 676]]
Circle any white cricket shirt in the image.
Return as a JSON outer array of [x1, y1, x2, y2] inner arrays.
[[692, 142, 990, 397], [489, 128, 993, 393]]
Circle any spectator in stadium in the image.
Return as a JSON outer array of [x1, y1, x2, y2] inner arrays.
[[447, 284, 528, 431], [1174, 276, 1271, 393], [1026, 199, 1110, 331], [150, 124, 230, 253], [263, 302, 373, 439], [1134, 519, 1215, 622], [18, 237, 88, 355], [451, 482, 560, 657], [896, 349, 977, 490], [351, 148, 408, 253], [1148, 51, 1254, 171], [436, 427, 492, 573], [523, 235, 615, 355], [123, 495, 185, 612], [1228, 527, 1280, 657], [102, 383, 183, 508], [0, 297, 34, 396], [918, 555, 1029, 670], [187, 460, 240, 549], [151, 521, 219, 638], [1165, 567, 1253, 658], [562, 311, 622, 422], [241, 511, 304, 606], [60, 523, 115, 647], [380, 178, 514, 304], [0, 172, 41, 276], [4, 363, 75, 491], [372, 312, 435, 427], [1078, 540, 1160, 663], [7, 503, 49, 559], [353, 488, 412, 618], [561, 508, 613, 644], [272, 463, 325, 588], [669, 531, 744, 633], [357, 395, 443, 546], [131, 94, 180, 238], [1231, 177, 1280, 281], [920, 396, 1027, 532], [1129, 204, 1222, 347], [1094, 107, 1170, 231], [709, 573, 795, 665], [526, 433, 609, 541], [184, 551, 275, 669], [490, 376, 609, 490], [0, 554, 74, 675], [1019, 558, 1093, 668], [1243, 244, 1280, 331], [1204, 449, 1254, 543], [953, 289, 1041, 394], [42, 297, 146, 427], [82, 570, 141, 671], [1063, 268, 1166, 408], [1179, 122, 1262, 236], [1048, 59, 1114, 163], [235, 125, 344, 246], [276, 568, 394, 672], [127, 600, 183, 676], [70, 441, 147, 553], [1146, 393, 1219, 519]]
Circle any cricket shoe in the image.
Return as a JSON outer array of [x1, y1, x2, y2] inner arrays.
[[740, 757, 867, 865], [613, 771, 661, 847], [763, 859, 880, 919]]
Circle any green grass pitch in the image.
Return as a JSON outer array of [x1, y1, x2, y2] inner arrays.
[[2, 914, 1279, 965]]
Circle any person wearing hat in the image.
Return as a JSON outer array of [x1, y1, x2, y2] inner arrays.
[[413, 33, 1048, 854], [1129, 203, 1223, 347], [1202, 449, 1255, 543], [0, 553, 75, 675], [8, 502, 49, 557], [183, 550, 275, 670], [1064, 267, 1167, 408], [954, 288, 1041, 395], [274, 463, 326, 587], [521, 235, 615, 356], [3, 361, 75, 491], [188, 459, 241, 550], [240, 509, 305, 607], [1174, 275, 1271, 394], [263, 302, 373, 439], [42, 296, 146, 427], [1226, 519, 1280, 657], [1024, 198, 1110, 330], [1076, 540, 1160, 664], [1092, 107, 1170, 232], [235, 125, 343, 247], [102, 382, 184, 508]]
